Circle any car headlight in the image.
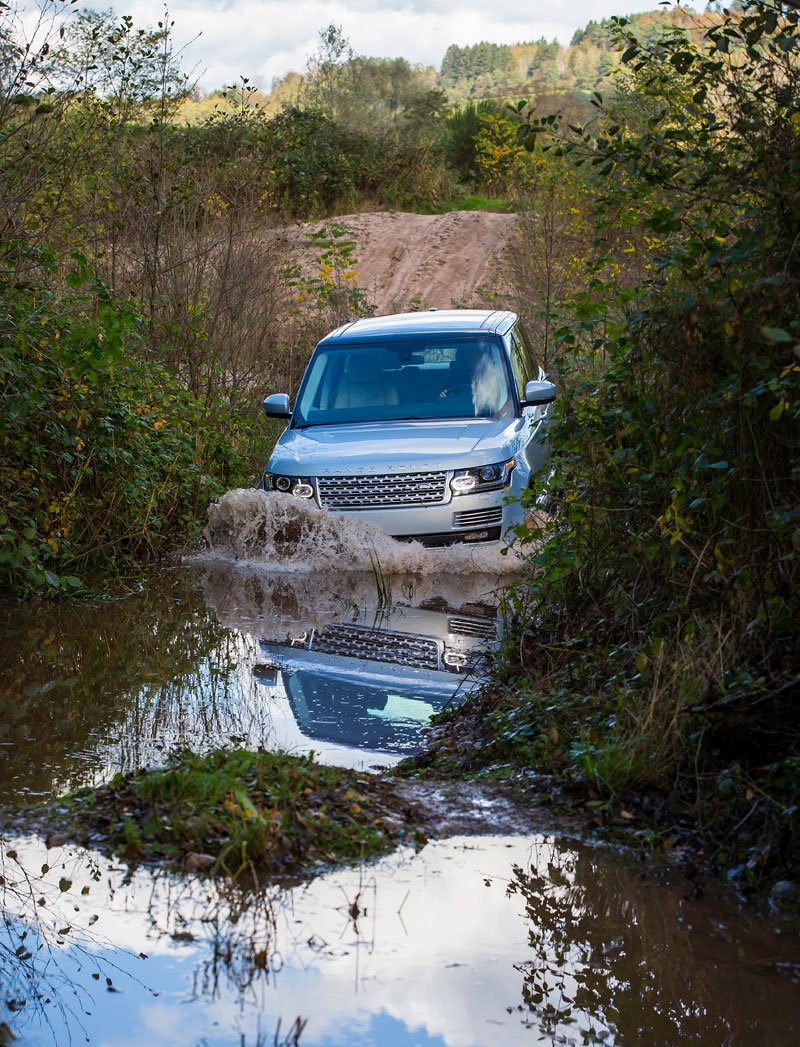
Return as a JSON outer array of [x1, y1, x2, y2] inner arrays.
[[450, 459, 515, 494], [266, 474, 315, 499]]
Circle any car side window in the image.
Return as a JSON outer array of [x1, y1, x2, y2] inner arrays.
[[514, 322, 542, 380], [507, 327, 529, 400]]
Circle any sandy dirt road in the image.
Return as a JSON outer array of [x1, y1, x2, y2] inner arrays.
[[289, 209, 517, 315]]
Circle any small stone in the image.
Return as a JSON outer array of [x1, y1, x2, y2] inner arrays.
[[183, 852, 216, 872], [769, 880, 799, 900]]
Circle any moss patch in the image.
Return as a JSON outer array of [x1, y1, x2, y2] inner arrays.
[[53, 749, 422, 879]]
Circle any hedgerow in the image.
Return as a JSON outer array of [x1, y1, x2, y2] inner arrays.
[[0, 253, 247, 595]]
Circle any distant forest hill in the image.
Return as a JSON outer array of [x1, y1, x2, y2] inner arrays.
[[438, 5, 710, 101], [188, 6, 719, 123]]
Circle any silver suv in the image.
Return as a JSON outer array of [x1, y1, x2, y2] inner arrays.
[[261, 309, 556, 545]]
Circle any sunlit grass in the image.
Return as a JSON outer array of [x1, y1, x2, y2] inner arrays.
[[427, 195, 513, 214]]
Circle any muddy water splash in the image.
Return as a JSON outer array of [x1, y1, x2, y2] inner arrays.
[[202, 489, 524, 575]]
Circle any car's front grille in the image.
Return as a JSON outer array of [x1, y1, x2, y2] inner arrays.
[[318, 471, 448, 510], [452, 507, 503, 528], [303, 623, 441, 670], [447, 615, 499, 640]]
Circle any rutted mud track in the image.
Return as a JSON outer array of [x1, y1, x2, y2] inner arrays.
[[288, 210, 517, 313]]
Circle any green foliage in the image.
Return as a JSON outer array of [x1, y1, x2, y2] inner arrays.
[[307, 26, 445, 138], [517, 0, 800, 676], [427, 1, 800, 880], [261, 104, 375, 216], [441, 41, 513, 94], [444, 101, 500, 180], [439, 6, 708, 104], [0, 255, 247, 596], [61, 748, 415, 876], [49, 9, 188, 107], [286, 222, 373, 324], [473, 111, 528, 193]]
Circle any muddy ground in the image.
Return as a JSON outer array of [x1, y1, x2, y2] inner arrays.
[[283, 209, 517, 313]]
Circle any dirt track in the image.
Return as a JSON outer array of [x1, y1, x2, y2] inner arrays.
[[292, 210, 517, 315]]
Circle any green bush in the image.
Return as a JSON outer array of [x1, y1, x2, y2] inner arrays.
[[0, 254, 247, 596], [433, 2, 800, 880], [262, 105, 381, 216]]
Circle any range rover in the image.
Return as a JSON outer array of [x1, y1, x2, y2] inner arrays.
[[261, 309, 556, 545]]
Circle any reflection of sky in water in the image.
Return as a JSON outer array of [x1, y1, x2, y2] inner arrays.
[[3, 834, 799, 1047], [4, 566, 799, 1045]]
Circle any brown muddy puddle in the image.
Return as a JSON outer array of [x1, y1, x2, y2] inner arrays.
[[2, 830, 799, 1046], [1, 558, 799, 1045]]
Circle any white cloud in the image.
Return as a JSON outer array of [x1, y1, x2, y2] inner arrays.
[[38, 1, 700, 90]]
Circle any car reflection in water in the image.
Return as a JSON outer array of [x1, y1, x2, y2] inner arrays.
[[254, 603, 500, 757]]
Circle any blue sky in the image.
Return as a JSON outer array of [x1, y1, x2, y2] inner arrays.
[[65, 1, 701, 90]]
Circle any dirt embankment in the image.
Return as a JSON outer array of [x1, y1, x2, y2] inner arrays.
[[288, 210, 517, 314]]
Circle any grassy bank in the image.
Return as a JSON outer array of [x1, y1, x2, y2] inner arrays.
[[46, 749, 420, 880], [404, 655, 799, 892]]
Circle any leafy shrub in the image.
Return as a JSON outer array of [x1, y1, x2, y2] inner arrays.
[[0, 254, 247, 595], [439, 1, 800, 879], [262, 105, 381, 216]]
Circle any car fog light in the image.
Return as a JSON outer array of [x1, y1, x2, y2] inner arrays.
[[451, 474, 477, 493], [275, 476, 291, 492], [293, 482, 314, 499]]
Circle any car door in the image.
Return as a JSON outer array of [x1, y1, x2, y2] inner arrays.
[[508, 323, 552, 478]]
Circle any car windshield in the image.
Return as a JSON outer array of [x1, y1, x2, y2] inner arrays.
[[293, 336, 515, 427]]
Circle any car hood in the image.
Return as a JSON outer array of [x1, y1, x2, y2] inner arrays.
[[268, 419, 522, 475]]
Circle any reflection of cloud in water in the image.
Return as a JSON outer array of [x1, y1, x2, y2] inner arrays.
[[0, 836, 566, 1047], [200, 489, 523, 575], [5, 833, 799, 1047]]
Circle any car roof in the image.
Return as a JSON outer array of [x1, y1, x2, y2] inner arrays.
[[318, 309, 517, 345]]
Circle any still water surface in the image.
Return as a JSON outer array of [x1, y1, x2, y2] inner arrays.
[[1, 556, 798, 1045]]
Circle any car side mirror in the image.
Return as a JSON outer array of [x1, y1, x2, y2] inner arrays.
[[263, 393, 291, 419], [522, 380, 557, 407]]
